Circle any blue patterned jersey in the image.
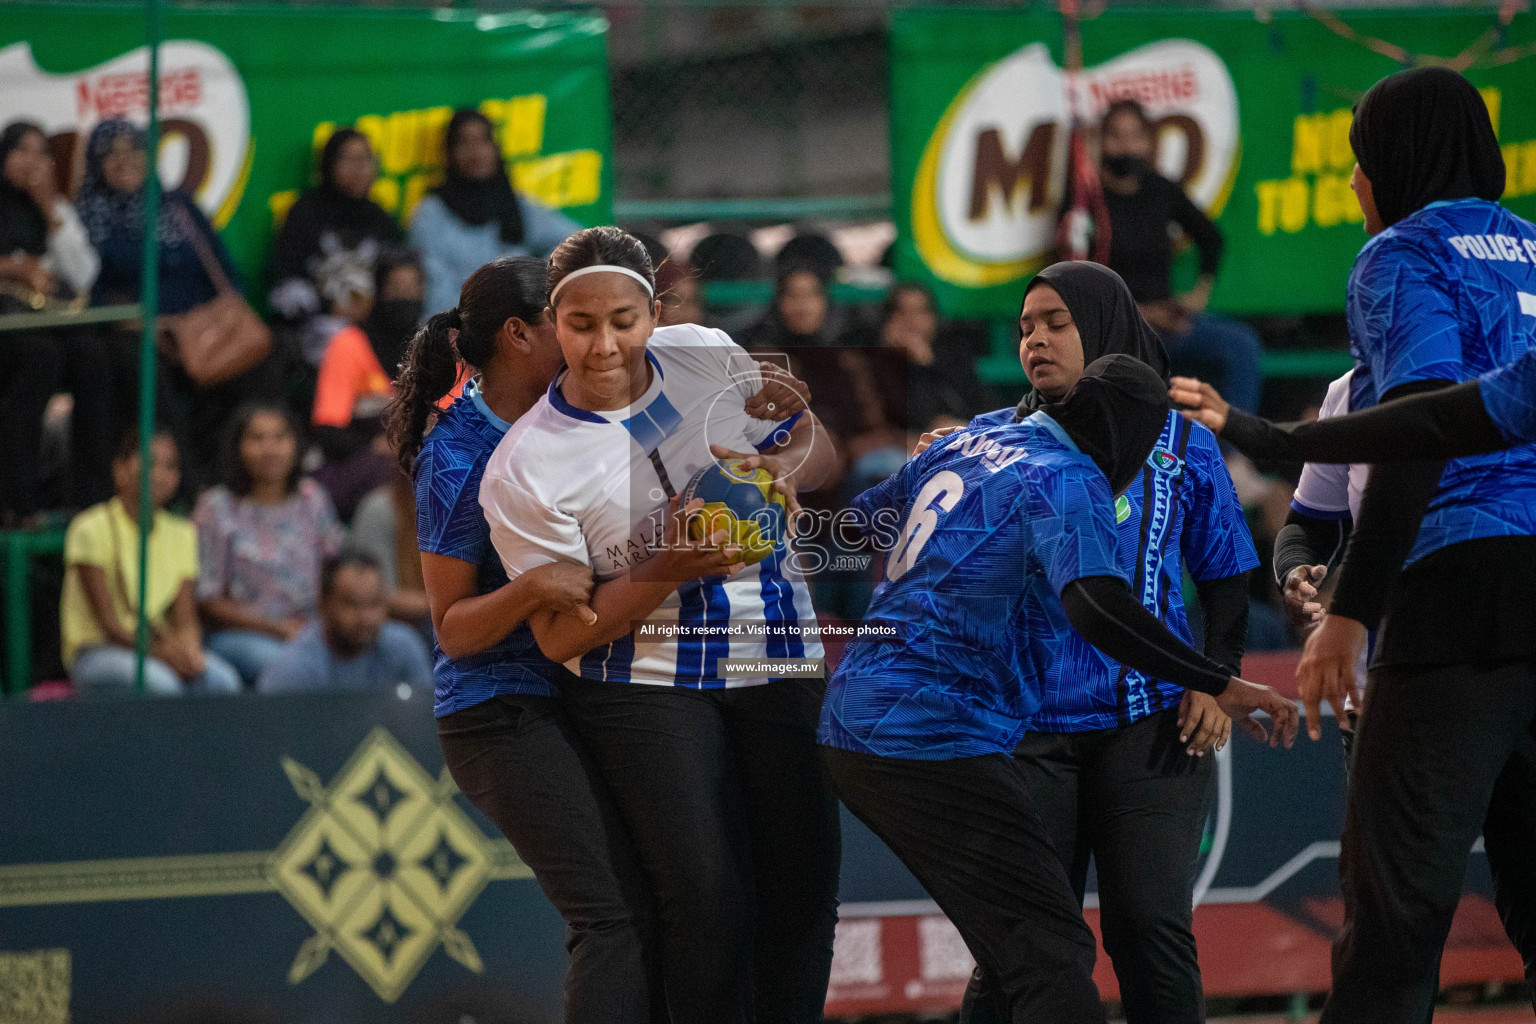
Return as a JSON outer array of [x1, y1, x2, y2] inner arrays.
[[970, 407, 1259, 731], [1347, 199, 1536, 564], [1481, 349, 1536, 445], [819, 413, 1127, 760], [414, 382, 561, 716]]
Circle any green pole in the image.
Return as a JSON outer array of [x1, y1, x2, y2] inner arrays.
[[133, 0, 164, 694]]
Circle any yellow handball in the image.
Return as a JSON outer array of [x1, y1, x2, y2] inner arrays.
[[678, 458, 789, 566]]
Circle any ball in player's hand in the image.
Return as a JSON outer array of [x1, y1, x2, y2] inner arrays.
[[678, 459, 787, 565]]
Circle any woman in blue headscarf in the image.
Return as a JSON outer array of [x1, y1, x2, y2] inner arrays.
[[79, 119, 279, 487]]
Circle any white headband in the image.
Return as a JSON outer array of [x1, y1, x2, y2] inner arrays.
[[549, 264, 655, 304]]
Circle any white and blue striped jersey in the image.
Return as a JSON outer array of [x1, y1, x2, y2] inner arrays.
[[1291, 371, 1368, 522], [481, 323, 822, 688]]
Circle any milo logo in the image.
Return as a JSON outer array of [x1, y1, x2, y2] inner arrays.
[[911, 39, 1239, 288], [1115, 494, 1132, 524]]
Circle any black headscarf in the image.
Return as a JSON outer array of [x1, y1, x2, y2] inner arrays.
[[1015, 260, 1168, 418], [363, 249, 424, 376], [1044, 354, 1171, 496], [0, 121, 49, 257], [433, 109, 524, 245], [1349, 67, 1505, 230]]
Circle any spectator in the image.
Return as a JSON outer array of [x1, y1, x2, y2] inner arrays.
[[78, 119, 279, 489], [61, 428, 241, 695], [349, 470, 432, 634], [268, 128, 404, 366], [258, 551, 432, 693], [0, 121, 118, 518], [739, 262, 842, 350], [863, 282, 994, 436], [409, 109, 578, 317], [1, 121, 64, 524], [656, 254, 704, 327], [311, 248, 422, 519], [194, 403, 343, 686], [1098, 99, 1263, 413]]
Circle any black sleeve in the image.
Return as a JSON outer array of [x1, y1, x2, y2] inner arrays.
[[1061, 575, 1232, 695], [1219, 380, 1504, 465], [1193, 572, 1250, 676], [1327, 380, 1453, 629], [1273, 509, 1351, 586], [1167, 179, 1224, 277]]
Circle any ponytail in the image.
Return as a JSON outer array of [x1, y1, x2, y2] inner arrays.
[[384, 255, 550, 475], [386, 309, 463, 475]]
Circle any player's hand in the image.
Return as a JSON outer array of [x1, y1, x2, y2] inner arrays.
[[1168, 376, 1229, 434], [526, 561, 598, 626], [1296, 613, 1366, 742], [1281, 564, 1328, 633], [709, 444, 804, 535], [745, 362, 810, 421], [1215, 677, 1299, 748], [912, 424, 964, 458], [1178, 689, 1231, 755], [650, 496, 745, 582]]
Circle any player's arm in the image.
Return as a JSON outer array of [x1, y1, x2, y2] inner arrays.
[[525, 499, 746, 665], [1032, 465, 1296, 746], [1171, 375, 1506, 463], [420, 552, 596, 659]]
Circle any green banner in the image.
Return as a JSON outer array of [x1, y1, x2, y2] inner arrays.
[[0, 3, 612, 290], [891, 7, 1536, 316]]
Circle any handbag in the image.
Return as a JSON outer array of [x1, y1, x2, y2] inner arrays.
[[159, 205, 272, 387]]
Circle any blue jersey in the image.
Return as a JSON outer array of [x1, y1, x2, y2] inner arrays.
[[1481, 349, 1536, 445], [414, 382, 562, 716], [971, 407, 1259, 731], [1347, 199, 1536, 564], [818, 413, 1126, 760]]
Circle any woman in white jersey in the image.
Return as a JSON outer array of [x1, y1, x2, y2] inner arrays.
[[480, 227, 841, 1024]]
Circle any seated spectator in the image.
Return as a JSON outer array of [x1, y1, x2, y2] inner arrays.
[[0, 120, 116, 519], [268, 128, 403, 366], [739, 260, 843, 350], [410, 109, 578, 317], [194, 404, 343, 686], [78, 119, 280, 490], [258, 551, 432, 694], [656, 254, 704, 327], [1098, 98, 1263, 412], [61, 428, 241, 695], [861, 282, 994, 438], [349, 470, 432, 636], [311, 249, 422, 519]]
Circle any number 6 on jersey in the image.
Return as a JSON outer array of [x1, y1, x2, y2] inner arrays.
[[887, 471, 965, 581]]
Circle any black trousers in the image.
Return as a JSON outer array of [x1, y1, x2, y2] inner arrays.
[[559, 676, 841, 1024], [437, 694, 664, 1024], [961, 707, 1213, 1024], [0, 329, 62, 519], [822, 744, 1106, 1024], [1321, 659, 1536, 1023]]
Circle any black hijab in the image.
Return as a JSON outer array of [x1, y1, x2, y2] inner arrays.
[[0, 121, 49, 257], [1349, 67, 1505, 230], [1015, 260, 1168, 418], [1044, 354, 1171, 496], [433, 109, 525, 245]]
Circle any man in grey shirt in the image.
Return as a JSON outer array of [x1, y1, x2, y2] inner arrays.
[[259, 551, 431, 694]]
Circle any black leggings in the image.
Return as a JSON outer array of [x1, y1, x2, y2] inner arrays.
[[1321, 659, 1536, 1023], [823, 744, 1106, 1024], [961, 708, 1214, 1024], [559, 676, 841, 1024], [437, 694, 665, 1024]]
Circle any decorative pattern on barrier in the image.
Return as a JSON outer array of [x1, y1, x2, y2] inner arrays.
[[0, 728, 531, 1004]]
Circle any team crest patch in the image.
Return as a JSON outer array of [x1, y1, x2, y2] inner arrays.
[[1149, 449, 1181, 473], [1115, 494, 1132, 524]]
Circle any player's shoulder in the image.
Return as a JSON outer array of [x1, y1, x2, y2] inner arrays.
[[650, 322, 737, 352]]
